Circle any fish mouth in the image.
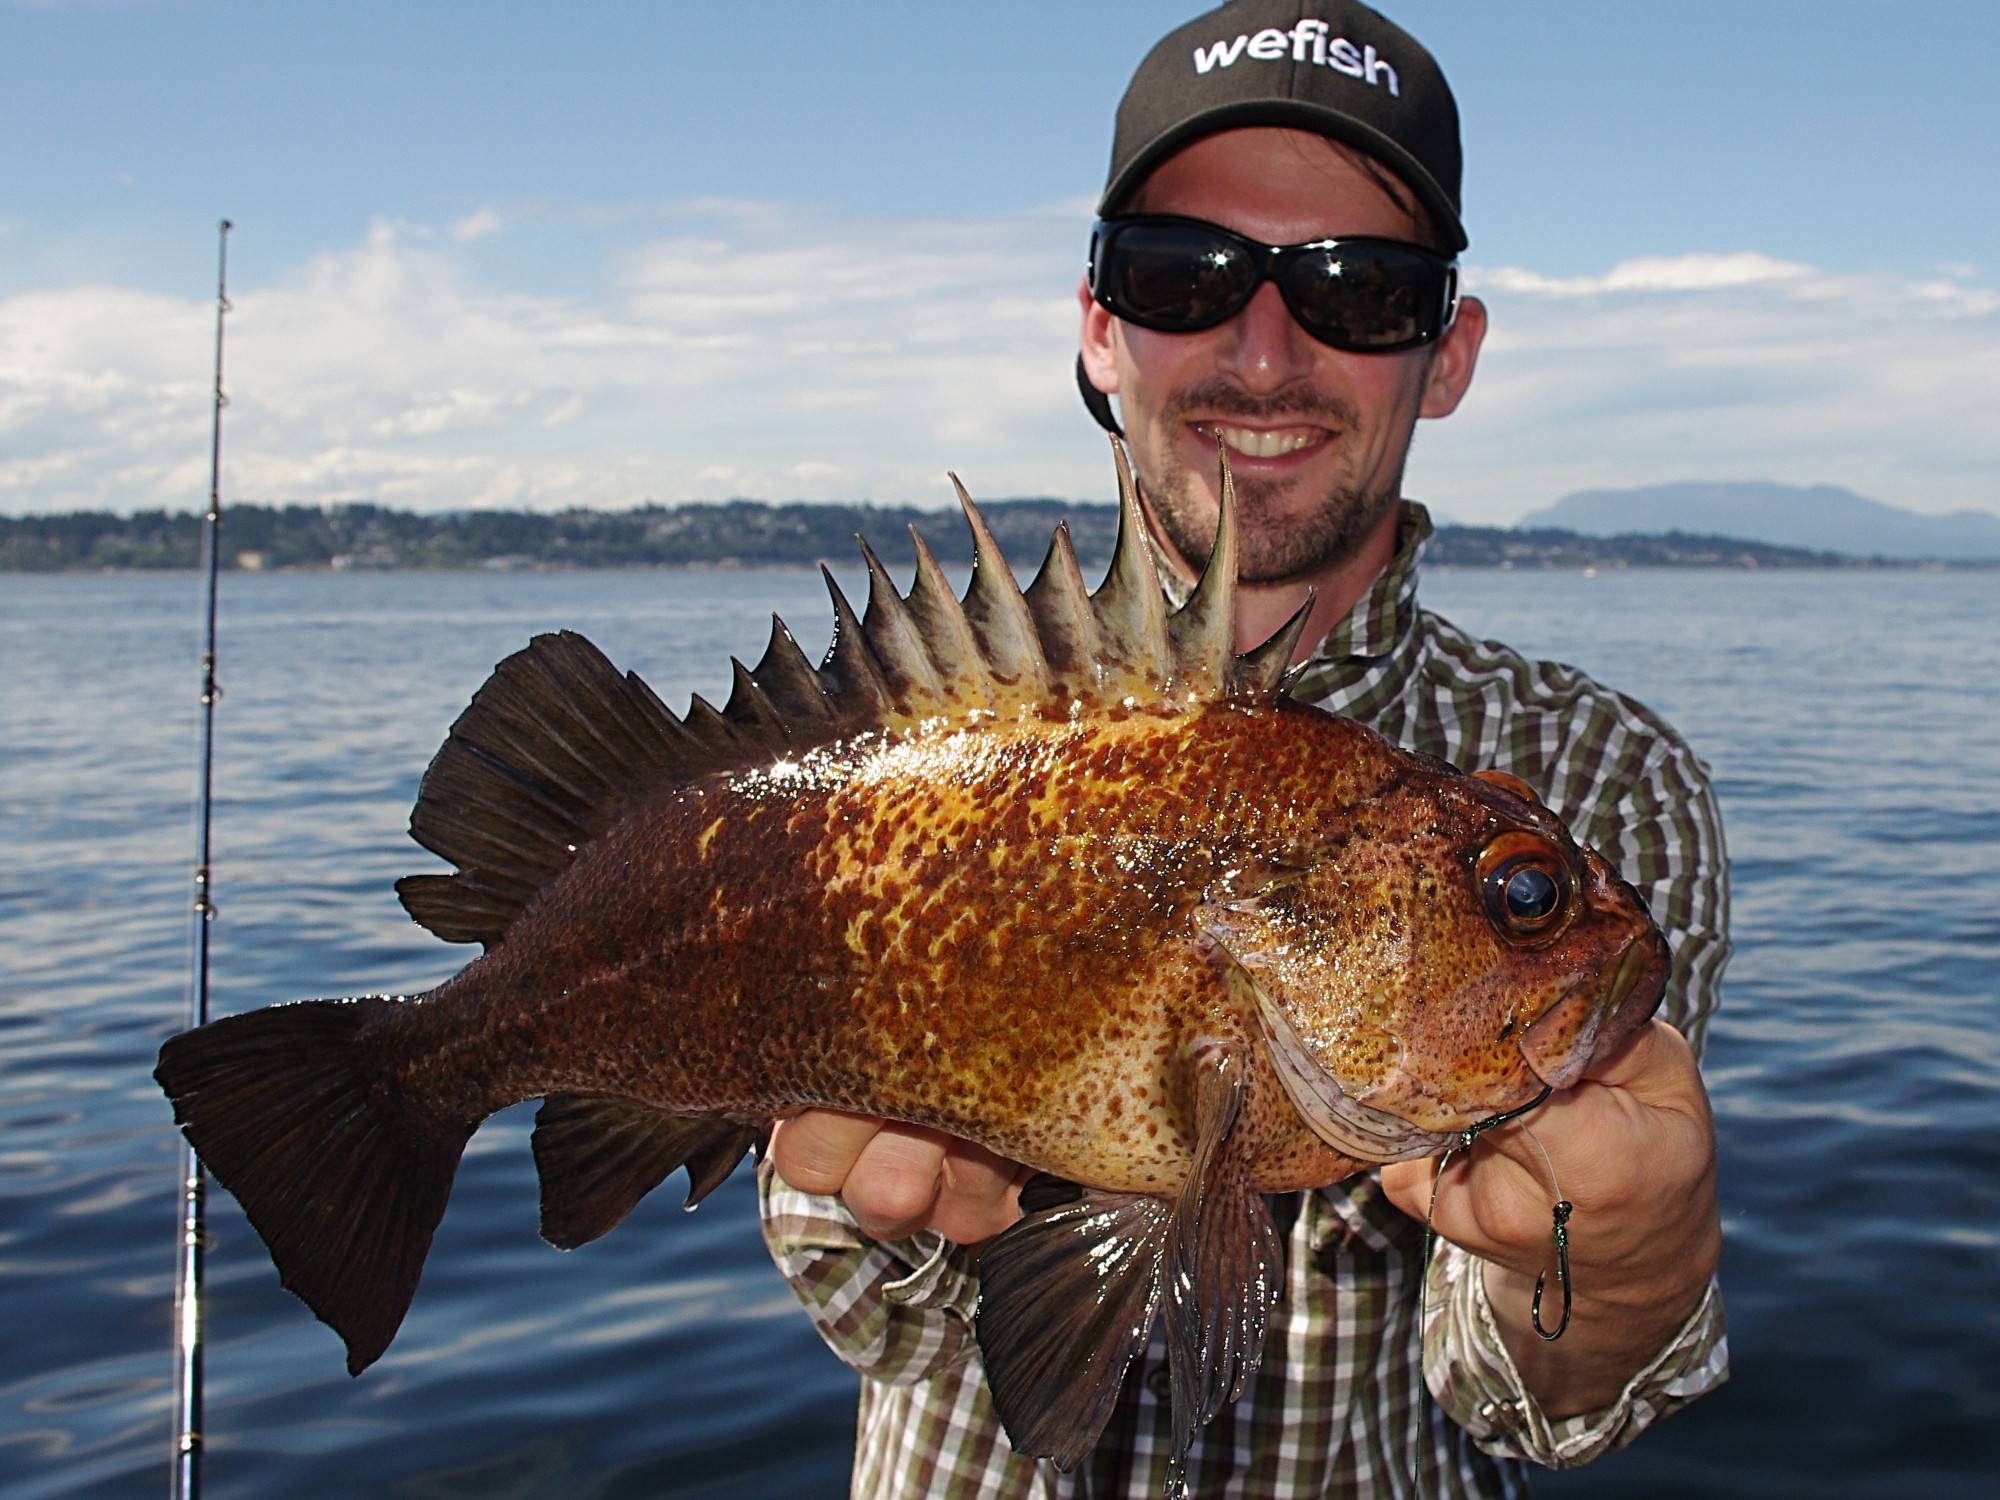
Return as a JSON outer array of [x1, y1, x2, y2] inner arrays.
[[1517, 928, 1670, 1091]]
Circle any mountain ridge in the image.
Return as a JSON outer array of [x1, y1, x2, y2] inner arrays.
[[1519, 481, 2000, 560]]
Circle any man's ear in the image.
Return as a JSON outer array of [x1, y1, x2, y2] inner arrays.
[[1419, 294, 1486, 420], [1078, 275, 1120, 396]]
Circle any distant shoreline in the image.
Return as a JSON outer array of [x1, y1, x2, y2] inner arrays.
[[5, 500, 1995, 573]]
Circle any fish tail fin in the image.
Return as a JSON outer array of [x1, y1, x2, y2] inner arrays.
[[153, 997, 475, 1375]]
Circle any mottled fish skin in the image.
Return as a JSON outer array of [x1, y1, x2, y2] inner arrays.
[[152, 448, 1669, 1453], [387, 694, 1656, 1197]]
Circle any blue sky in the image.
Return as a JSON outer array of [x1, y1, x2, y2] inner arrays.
[[3, 0, 1997, 521]]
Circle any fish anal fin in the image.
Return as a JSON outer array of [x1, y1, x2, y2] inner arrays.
[[976, 1189, 1172, 1470], [681, 1121, 766, 1207], [531, 1094, 762, 1250]]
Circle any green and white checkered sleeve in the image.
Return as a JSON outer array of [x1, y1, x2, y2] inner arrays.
[[757, 1158, 982, 1385], [1422, 1243, 1728, 1467], [1583, 709, 1731, 1057]]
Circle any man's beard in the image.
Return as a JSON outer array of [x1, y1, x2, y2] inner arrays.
[[1142, 381, 1402, 586]]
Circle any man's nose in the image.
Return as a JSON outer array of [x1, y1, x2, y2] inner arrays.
[[1213, 281, 1318, 394]]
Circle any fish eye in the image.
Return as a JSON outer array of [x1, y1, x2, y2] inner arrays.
[[1497, 862, 1560, 922], [1476, 833, 1573, 943]]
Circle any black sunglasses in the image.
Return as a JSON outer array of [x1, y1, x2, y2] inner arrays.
[[1088, 215, 1459, 354]]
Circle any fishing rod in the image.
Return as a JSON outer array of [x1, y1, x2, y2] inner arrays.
[[172, 217, 231, 1500]]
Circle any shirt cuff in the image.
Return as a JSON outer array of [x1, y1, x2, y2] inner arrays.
[[1422, 1241, 1730, 1468], [879, 1229, 983, 1319]]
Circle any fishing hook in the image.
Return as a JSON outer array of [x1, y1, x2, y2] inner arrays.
[[1421, 1087, 1573, 1340], [1515, 1123, 1573, 1341]]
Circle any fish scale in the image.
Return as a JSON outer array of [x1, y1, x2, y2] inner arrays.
[[155, 438, 1668, 1490]]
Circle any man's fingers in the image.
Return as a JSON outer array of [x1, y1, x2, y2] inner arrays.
[[929, 1139, 1028, 1246], [769, 1110, 1029, 1245], [768, 1108, 887, 1197], [842, 1123, 952, 1240], [1379, 1157, 1437, 1223], [1581, 1017, 1697, 1097]]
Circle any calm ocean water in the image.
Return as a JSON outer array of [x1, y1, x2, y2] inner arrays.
[[3, 563, 1995, 1499]]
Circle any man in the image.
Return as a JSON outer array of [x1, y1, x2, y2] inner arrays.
[[761, 3, 1730, 1495]]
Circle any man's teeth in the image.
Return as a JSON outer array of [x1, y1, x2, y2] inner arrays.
[[1210, 425, 1321, 459]]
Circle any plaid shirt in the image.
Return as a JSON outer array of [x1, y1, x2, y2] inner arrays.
[[759, 503, 1731, 1498]]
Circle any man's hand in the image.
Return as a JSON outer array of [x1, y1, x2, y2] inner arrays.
[[1381, 1019, 1721, 1419], [769, 1109, 1028, 1248]]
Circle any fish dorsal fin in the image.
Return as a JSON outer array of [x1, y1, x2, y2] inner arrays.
[[1091, 436, 1175, 702], [399, 444, 1310, 947], [902, 524, 995, 713], [858, 536, 949, 717], [747, 615, 835, 728], [1166, 441, 1240, 699], [722, 659, 790, 752], [1022, 522, 1103, 706], [952, 474, 1054, 712], [817, 567, 902, 731], [396, 630, 707, 947]]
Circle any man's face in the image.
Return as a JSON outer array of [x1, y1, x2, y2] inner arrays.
[[1080, 127, 1483, 585]]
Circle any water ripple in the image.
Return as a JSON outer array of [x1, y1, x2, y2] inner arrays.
[[5, 568, 1995, 1497]]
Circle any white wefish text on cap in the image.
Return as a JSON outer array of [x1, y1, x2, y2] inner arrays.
[[1192, 20, 1398, 96]]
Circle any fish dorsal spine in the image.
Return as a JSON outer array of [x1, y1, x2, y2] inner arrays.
[[395, 438, 1312, 948]]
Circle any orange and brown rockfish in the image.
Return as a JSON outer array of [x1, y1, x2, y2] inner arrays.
[[156, 443, 1667, 1478]]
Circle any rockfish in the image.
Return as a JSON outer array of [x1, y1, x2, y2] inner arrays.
[[156, 443, 1667, 1476]]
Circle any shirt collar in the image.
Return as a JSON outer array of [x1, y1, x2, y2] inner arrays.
[[1299, 500, 1432, 666], [1148, 498, 1432, 664]]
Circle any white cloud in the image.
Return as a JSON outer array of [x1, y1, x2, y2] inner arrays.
[[449, 206, 503, 243], [0, 202, 1996, 524], [1407, 255, 2000, 521]]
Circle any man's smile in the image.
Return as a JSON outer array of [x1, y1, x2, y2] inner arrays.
[[1192, 421, 1334, 461]]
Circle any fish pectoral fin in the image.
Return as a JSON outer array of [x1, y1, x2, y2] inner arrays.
[[531, 1094, 763, 1250], [974, 1047, 1283, 1484], [974, 1186, 1172, 1470], [1160, 1045, 1285, 1485]]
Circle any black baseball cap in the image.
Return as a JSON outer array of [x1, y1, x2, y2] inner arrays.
[[1101, 0, 1466, 254]]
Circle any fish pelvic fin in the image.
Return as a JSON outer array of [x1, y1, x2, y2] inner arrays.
[[1163, 1047, 1285, 1470], [975, 1044, 1283, 1488], [531, 1095, 765, 1250], [153, 997, 475, 1376]]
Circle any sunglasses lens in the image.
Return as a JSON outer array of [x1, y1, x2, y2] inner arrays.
[[1279, 241, 1448, 350], [1097, 221, 1259, 331]]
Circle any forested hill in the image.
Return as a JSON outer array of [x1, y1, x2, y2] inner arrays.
[[0, 500, 1954, 573]]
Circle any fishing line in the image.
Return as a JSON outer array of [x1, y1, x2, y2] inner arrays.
[[1515, 1124, 1573, 1342], [1410, 1084, 1563, 1499], [171, 218, 231, 1500]]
